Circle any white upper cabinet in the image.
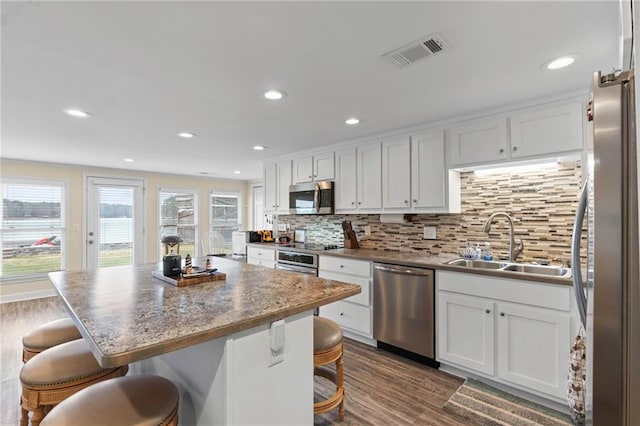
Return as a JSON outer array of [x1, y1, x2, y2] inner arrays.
[[292, 152, 335, 183], [448, 100, 584, 168], [334, 147, 357, 210], [356, 142, 382, 210], [335, 144, 382, 212], [411, 130, 459, 211], [448, 118, 509, 167], [509, 102, 583, 159], [380, 130, 460, 213], [382, 137, 411, 209], [264, 160, 292, 215]]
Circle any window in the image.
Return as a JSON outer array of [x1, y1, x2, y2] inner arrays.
[[1, 178, 66, 280], [210, 192, 242, 254], [159, 188, 198, 258]]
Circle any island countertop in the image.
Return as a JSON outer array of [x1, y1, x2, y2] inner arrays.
[[48, 257, 361, 368]]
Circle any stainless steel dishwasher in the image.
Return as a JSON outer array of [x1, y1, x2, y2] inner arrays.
[[373, 263, 435, 360]]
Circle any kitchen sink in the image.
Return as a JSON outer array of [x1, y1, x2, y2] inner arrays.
[[446, 258, 571, 278], [501, 263, 570, 276], [447, 259, 507, 269]]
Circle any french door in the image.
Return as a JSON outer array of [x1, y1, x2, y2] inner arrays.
[[85, 177, 144, 268]]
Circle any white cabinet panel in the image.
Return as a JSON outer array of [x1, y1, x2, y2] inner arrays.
[[263, 161, 291, 214], [497, 301, 570, 398], [319, 256, 370, 277], [448, 118, 508, 167], [314, 152, 335, 181], [357, 142, 382, 210], [320, 300, 371, 336], [382, 137, 412, 208], [438, 292, 495, 375], [292, 156, 314, 183], [247, 246, 275, 269], [334, 147, 357, 210], [292, 152, 334, 184], [411, 130, 447, 209], [510, 102, 583, 159]]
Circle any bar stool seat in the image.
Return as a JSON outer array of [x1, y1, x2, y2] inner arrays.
[[20, 339, 128, 426], [22, 318, 82, 363], [313, 317, 345, 421], [40, 375, 179, 426]]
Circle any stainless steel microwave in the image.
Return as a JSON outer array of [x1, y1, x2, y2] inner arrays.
[[289, 181, 334, 215]]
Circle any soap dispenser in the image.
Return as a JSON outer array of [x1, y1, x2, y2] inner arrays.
[[482, 242, 493, 261], [475, 244, 482, 260]]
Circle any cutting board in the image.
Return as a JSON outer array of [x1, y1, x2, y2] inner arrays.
[[152, 270, 227, 287]]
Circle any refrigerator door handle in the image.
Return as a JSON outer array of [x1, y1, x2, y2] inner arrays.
[[571, 182, 588, 328]]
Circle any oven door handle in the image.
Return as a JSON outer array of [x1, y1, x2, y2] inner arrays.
[[276, 263, 317, 275]]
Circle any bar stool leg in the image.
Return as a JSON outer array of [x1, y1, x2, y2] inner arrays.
[[31, 406, 45, 426], [337, 352, 345, 421], [19, 399, 28, 426]]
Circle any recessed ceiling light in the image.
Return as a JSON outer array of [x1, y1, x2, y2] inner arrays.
[[64, 109, 91, 118], [541, 55, 577, 70], [345, 117, 360, 125], [263, 90, 286, 100], [123, 158, 135, 162], [253, 145, 266, 151], [178, 132, 195, 138], [234, 170, 241, 174]]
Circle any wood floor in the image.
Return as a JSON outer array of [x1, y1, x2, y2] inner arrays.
[[1, 297, 473, 425]]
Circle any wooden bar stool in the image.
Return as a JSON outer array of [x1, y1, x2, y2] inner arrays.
[[22, 318, 82, 363], [313, 316, 345, 421], [20, 339, 128, 426], [39, 375, 179, 426]]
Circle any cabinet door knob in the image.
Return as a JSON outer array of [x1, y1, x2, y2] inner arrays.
[[512, 146, 518, 152], [339, 265, 344, 268], [339, 312, 344, 316], [413, 199, 417, 203], [500, 312, 505, 317], [485, 309, 491, 314], [404, 200, 408, 204], [498, 148, 504, 154], [358, 201, 362, 205], [351, 201, 356, 205]]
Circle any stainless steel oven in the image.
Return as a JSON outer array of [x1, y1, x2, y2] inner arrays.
[[276, 249, 319, 315], [275, 250, 318, 275]]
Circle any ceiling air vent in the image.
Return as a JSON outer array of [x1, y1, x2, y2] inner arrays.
[[382, 33, 449, 69]]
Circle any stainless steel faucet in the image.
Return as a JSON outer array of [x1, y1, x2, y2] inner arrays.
[[481, 212, 524, 262]]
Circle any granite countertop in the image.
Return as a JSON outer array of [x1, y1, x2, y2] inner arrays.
[[48, 257, 360, 368], [247, 242, 572, 286]]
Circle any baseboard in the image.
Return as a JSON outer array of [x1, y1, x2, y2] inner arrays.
[[0, 289, 56, 304]]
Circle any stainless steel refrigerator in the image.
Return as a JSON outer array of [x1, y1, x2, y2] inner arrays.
[[572, 69, 640, 425]]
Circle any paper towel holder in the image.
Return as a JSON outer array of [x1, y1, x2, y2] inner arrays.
[[379, 214, 415, 224]]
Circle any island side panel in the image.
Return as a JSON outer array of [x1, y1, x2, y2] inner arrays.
[[129, 311, 313, 426]]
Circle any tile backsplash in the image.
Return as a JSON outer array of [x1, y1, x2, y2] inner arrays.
[[276, 160, 583, 263]]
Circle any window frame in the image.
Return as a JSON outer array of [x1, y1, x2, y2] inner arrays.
[[209, 190, 242, 254], [1, 177, 68, 283], [158, 186, 199, 259]]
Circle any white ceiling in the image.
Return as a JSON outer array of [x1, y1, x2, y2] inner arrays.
[[1, 1, 620, 180]]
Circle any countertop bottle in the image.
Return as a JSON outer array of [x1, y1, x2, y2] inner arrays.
[[482, 242, 493, 261], [475, 244, 482, 260]]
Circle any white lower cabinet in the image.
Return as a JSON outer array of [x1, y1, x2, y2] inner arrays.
[[438, 292, 495, 375], [437, 271, 573, 401], [318, 256, 373, 342], [246, 246, 275, 269]]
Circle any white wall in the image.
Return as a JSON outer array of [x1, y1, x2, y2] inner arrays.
[[1, 159, 247, 301]]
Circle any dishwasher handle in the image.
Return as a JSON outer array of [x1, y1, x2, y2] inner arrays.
[[373, 263, 433, 277]]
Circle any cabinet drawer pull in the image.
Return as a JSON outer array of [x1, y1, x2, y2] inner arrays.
[[499, 148, 504, 154], [351, 201, 355, 205], [404, 200, 408, 204], [339, 265, 344, 268], [485, 309, 491, 314], [358, 202, 362, 205], [500, 312, 505, 317], [339, 312, 344, 316], [512, 146, 518, 152], [413, 199, 417, 203]]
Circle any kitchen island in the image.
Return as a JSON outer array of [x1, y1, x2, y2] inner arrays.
[[48, 257, 360, 425]]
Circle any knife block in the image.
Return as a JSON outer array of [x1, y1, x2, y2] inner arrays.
[[344, 231, 359, 249]]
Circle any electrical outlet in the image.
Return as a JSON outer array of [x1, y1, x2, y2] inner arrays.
[[364, 225, 371, 236], [423, 226, 437, 240]]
